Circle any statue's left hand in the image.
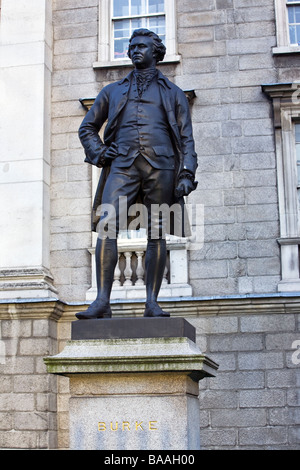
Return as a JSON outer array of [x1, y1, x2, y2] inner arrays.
[[174, 178, 196, 198]]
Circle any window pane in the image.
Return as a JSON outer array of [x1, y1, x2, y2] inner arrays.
[[113, 0, 129, 17], [149, 15, 165, 37], [296, 6, 300, 22], [297, 24, 300, 43], [297, 163, 300, 186], [114, 38, 129, 58], [290, 24, 297, 43], [132, 18, 143, 29], [295, 123, 300, 143], [149, 0, 164, 14], [288, 6, 295, 23], [114, 19, 130, 38], [131, 0, 144, 16]]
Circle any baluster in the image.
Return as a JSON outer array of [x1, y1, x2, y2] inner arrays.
[[135, 250, 145, 285], [123, 251, 133, 285], [162, 265, 168, 285], [113, 252, 121, 286]]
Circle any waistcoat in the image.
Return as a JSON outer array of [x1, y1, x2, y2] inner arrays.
[[113, 76, 175, 170]]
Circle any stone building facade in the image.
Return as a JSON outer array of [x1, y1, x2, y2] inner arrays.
[[0, 0, 299, 449]]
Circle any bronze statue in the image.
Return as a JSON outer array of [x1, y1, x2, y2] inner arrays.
[[76, 29, 197, 319]]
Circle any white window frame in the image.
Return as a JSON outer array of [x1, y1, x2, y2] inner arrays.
[[94, 0, 180, 69], [273, 0, 300, 54], [263, 83, 300, 291]]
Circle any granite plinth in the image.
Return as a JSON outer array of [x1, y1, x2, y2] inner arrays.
[[71, 317, 195, 342]]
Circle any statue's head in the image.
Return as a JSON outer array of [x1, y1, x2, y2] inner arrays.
[[127, 28, 166, 65]]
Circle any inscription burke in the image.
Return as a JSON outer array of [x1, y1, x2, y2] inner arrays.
[[98, 421, 158, 431]]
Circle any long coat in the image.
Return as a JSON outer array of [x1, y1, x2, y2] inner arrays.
[[78, 69, 198, 234]]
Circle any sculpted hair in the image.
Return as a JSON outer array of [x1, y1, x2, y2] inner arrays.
[[127, 28, 166, 63]]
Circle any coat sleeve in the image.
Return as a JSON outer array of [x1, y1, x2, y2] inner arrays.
[[175, 89, 198, 177], [78, 87, 110, 167]]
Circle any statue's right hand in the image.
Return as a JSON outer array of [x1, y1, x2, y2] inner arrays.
[[104, 143, 118, 161]]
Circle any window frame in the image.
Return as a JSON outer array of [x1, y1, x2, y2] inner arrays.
[[273, 0, 300, 54], [93, 0, 180, 69]]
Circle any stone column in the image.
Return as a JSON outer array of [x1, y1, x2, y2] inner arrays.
[[44, 318, 218, 450], [0, 0, 56, 299]]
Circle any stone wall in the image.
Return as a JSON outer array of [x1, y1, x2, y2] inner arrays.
[[176, 0, 280, 297], [193, 308, 300, 449], [57, 300, 299, 450], [37, 0, 300, 450], [0, 297, 299, 450], [50, 0, 285, 303], [51, 0, 99, 302], [0, 0, 299, 451], [0, 301, 62, 449]]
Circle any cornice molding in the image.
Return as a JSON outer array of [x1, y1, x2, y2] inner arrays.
[[0, 298, 64, 321], [262, 82, 300, 128], [79, 89, 196, 111], [1, 295, 300, 321], [262, 82, 300, 98]]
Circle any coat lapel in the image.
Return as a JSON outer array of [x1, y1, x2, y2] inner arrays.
[[157, 72, 183, 180], [104, 72, 132, 144]]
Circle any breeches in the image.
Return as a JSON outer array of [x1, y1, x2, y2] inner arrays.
[[97, 154, 175, 239]]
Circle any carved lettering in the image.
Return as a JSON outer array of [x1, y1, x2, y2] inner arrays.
[[98, 420, 158, 431], [122, 421, 130, 431], [110, 422, 118, 431], [98, 422, 106, 431], [135, 421, 143, 430], [149, 421, 157, 430]]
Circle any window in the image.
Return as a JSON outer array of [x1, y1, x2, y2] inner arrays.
[[262, 83, 300, 291], [94, 0, 179, 68], [287, 0, 300, 45], [112, 0, 165, 60], [274, 0, 300, 53]]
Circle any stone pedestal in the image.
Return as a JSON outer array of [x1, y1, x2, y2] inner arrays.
[[44, 318, 218, 450]]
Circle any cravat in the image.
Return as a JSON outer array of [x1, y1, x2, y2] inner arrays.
[[133, 67, 158, 97]]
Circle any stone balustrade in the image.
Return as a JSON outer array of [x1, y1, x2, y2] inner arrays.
[[86, 234, 193, 301]]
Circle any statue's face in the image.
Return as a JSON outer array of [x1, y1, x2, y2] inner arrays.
[[129, 35, 156, 69]]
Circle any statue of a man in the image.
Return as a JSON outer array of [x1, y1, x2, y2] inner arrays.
[[76, 29, 197, 319]]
